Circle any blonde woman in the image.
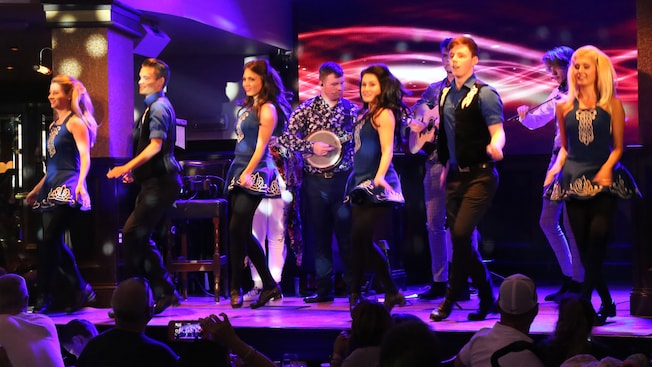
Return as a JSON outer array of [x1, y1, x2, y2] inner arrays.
[[27, 75, 98, 314], [544, 45, 639, 325]]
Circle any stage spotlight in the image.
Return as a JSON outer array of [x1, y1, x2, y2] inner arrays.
[[33, 47, 53, 75]]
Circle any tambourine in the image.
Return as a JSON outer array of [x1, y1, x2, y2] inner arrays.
[[304, 130, 351, 170]]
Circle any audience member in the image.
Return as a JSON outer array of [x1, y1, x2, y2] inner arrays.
[[330, 300, 393, 367], [76, 277, 179, 367], [538, 295, 613, 367], [199, 312, 275, 367], [560, 354, 621, 367], [58, 318, 98, 366], [454, 274, 544, 367], [0, 273, 64, 367], [378, 318, 440, 367]]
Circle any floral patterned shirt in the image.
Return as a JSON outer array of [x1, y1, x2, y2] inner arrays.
[[278, 95, 358, 174]]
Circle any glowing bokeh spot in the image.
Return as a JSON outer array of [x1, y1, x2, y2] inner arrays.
[[102, 241, 115, 256], [86, 34, 108, 58], [58, 58, 82, 78]]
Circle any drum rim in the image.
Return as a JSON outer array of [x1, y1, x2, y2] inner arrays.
[[305, 130, 343, 170]]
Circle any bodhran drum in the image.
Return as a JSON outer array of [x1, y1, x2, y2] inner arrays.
[[305, 130, 343, 170]]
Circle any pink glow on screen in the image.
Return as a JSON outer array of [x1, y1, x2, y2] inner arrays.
[[297, 26, 639, 153]]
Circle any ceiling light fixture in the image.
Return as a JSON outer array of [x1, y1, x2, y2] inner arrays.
[[33, 47, 53, 75]]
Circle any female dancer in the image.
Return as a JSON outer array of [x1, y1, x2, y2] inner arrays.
[[545, 46, 639, 325], [347, 64, 408, 312], [225, 59, 291, 309], [26, 75, 98, 313]]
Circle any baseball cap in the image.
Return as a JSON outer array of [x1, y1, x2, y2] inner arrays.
[[497, 274, 538, 315]]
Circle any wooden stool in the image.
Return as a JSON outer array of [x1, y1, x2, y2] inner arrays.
[[166, 199, 227, 302]]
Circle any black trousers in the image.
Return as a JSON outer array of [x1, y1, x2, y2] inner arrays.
[[228, 187, 276, 291], [300, 172, 352, 296], [121, 173, 180, 299], [445, 165, 498, 305], [38, 205, 86, 296], [566, 193, 617, 306]]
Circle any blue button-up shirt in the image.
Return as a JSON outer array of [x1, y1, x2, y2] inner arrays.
[[442, 74, 503, 167]]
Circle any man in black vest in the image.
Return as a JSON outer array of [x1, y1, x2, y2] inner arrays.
[[107, 58, 181, 315], [430, 36, 506, 322]]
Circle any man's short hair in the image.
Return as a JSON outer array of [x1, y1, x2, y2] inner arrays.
[[497, 274, 538, 315], [59, 319, 99, 345], [142, 58, 171, 87], [542, 46, 574, 69], [440, 38, 453, 53], [319, 61, 344, 82], [448, 36, 479, 58]]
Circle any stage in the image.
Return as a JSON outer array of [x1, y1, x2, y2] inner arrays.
[[46, 283, 652, 366]]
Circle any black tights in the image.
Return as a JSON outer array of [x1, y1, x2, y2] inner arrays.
[[566, 194, 617, 306], [228, 188, 276, 291], [350, 203, 397, 295], [38, 206, 86, 296]]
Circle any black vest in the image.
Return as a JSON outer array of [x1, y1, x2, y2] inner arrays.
[[132, 97, 180, 182], [436, 81, 492, 168]]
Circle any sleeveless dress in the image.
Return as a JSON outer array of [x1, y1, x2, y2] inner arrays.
[[34, 113, 91, 211], [545, 100, 640, 201], [346, 117, 404, 205], [225, 106, 279, 196]]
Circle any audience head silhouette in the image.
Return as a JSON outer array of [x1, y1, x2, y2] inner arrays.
[[379, 319, 440, 367], [59, 319, 99, 358], [111, 277, 154, 330], [0, 273, 29, 314], [351, 300, 393, 348]]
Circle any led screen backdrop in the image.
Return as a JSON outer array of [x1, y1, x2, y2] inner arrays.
[[294, 0, 638, 154]]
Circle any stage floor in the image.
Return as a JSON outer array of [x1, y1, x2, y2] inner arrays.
[[47, 283, 652, 365]]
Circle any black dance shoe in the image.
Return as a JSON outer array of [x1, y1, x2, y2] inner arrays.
[[303, 294, 334, 303], [230, 289, 243, 309], [34, 295, 58, 314], [468, 300, 498, 321], [418, 282, 447, 300], [430, 298, 455, 322], [384, 291, 406, 312], [250, 286, 282, 309], [153, 292, 181, 315], [66, 283, 97, 314], [595, 301, 616, 326], [349, 293, 362, 315]]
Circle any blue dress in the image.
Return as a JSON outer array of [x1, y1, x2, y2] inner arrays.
[[225, 106, 279, 196], [546, 100, 639, 201], [346, 117, 404, 205], [34, 113, 90, 211]]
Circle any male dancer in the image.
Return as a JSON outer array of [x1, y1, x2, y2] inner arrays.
[[279, 61, 357, 303], [430, 36, 505, 321], [516, 46, 583, 301], [107, 58, 181, 314], [410, 38, 476, 301]]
